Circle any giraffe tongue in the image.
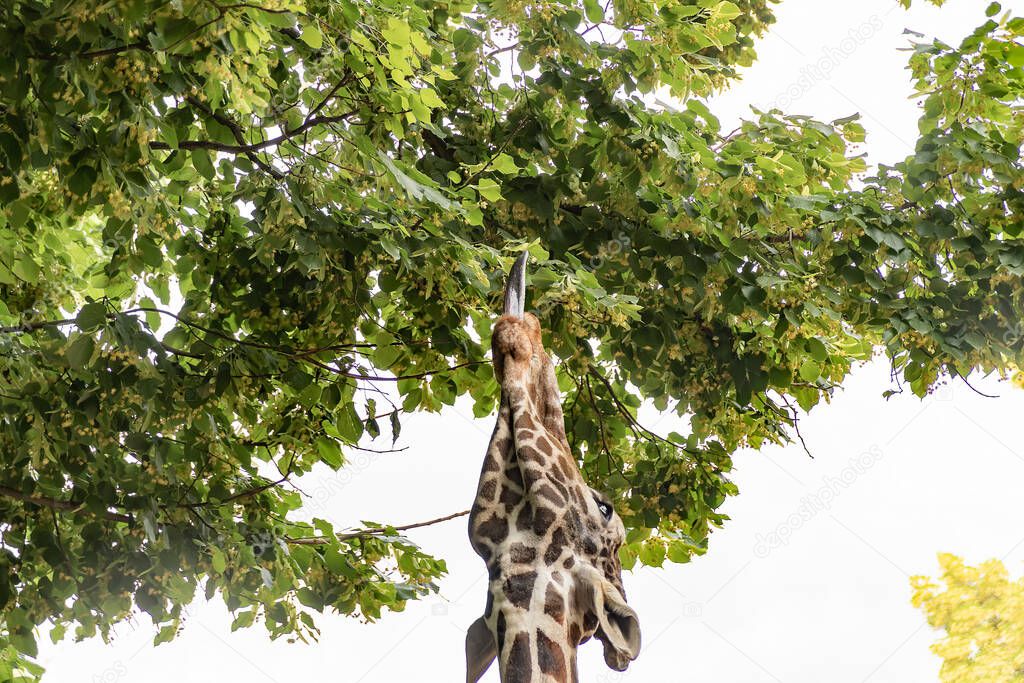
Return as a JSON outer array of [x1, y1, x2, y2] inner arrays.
[[502, 252, 528, 317]]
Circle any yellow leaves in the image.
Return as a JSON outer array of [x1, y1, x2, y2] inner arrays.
[[1012, 370, 1024, 389], [911, 554, 1024, 682], [376, 21, 438, 118], [390, 69, 410, 88], [407, 87, 445, 124], [431, 64, 458, 81], [382, 17, 410, 46], [409, 32, 431, 57]]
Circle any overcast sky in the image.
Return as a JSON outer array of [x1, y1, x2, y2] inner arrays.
[[38, 1, 1024, 681]]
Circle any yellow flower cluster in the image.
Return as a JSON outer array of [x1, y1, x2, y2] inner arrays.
[[110, 56, 157, 92], [911, 554, 1024, 682]]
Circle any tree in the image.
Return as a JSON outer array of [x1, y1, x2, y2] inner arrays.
[[0, 0, 1021, 677], [911, 554, 1024, 681]]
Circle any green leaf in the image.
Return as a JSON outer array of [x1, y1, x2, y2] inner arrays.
[[65, 335, 96, 369], [806, 338, 828, 362], [11, 258, 40, 283], [1008, 43, 1024, 67], [713, 1, 742, 21], [210, 547, 226, 573], [419, 88, 444, 109], [390, 411, 402, 444], [301, 22, 324, 49], [316, 436, 343, 468], [452, 28, 480, 53], [335, 405, 363, 444], [231, 610, 256, 631], [382, 18, 410, 45], [798, 360, 821, 382], [0, 132, 22, 170], [638, 541, 666, 567], [667, 541, 692, 564], [7, 200, 30, 229], [49, 623, 66, 644], [67, 165, 97, 195], [153, 624, 177, 645], [477, 178, 502, 202], [10, 631, 37, 658], [377, 152, 453, 208], [75, 302, 108, 331], [192, 149, 215, 179], [373, 344, 401, 369]]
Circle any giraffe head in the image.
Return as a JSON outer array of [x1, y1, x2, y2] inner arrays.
[[466, 254, 641, 682]]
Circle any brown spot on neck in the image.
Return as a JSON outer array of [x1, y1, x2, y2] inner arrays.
[[543, 584, 565, 624], [537, 629, 568, 678], [503, 571, 537, 610], [506, 631, 532, 681]]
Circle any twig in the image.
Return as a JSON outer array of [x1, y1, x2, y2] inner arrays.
[[949, 367, 998, 399], [182, 473, 292, 508], [587, 367, 698, 455], [775, 392, 814, 458], [286, 509, 470, 545]]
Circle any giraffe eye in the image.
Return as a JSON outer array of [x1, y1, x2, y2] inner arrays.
[[597, 502, 612, 520]]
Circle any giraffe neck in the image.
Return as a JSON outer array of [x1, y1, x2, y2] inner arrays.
[[493, 574, 580, 683], [469, 313, 636, 683]]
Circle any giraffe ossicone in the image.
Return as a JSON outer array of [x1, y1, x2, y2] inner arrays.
[[466, 253, 641, 682]]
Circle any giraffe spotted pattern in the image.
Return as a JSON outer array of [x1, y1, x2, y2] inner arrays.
[[466, 313, 641, 683]]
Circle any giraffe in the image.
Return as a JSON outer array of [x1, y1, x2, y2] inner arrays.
[[465, 253, 642, 683]]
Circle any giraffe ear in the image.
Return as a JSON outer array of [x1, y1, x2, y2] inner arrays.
[[573, 566, 642, 671], [465, 616, 497, 683], [596, 580, 641, 671]]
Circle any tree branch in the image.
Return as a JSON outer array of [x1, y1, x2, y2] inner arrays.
[[186, 95, 285, 179], [30, 42, 149, 61], [149, 111, 358, 155], [0, 485, 133, 523], [0, 306, 481, 382]]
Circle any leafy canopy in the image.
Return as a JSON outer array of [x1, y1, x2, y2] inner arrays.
[[0, 0, 1022, 678], [912, 554, 1024, 681]]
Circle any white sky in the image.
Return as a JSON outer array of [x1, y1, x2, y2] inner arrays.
[[37, 1, 1024, 681]]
